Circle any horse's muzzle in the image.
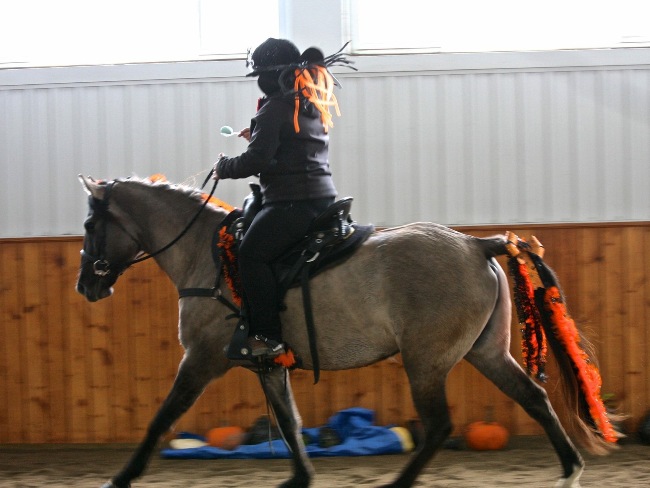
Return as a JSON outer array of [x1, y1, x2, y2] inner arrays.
[[76, 274, 114, 302]]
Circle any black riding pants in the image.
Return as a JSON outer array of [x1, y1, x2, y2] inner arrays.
[[238, 197, 334, 341]]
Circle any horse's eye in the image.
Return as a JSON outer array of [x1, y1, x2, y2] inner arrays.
[[84, 221, 95, 233]]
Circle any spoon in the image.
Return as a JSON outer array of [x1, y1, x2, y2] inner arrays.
[[220, 126, 239, 137]]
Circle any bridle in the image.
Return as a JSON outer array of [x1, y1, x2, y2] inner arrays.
[[81, 171, 218, 278]]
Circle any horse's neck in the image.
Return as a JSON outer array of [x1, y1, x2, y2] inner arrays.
[[115, 181, 224, 288]]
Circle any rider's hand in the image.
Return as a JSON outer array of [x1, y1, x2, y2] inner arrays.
[[212, 153, 226, 180], [239, 128, 251, 141]]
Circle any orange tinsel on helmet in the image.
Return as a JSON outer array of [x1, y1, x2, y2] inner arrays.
[[292, 65, 341, 133]]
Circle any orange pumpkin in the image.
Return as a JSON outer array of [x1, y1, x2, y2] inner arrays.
[[206, 426, 245, 450], [463, 408, 509, 451]]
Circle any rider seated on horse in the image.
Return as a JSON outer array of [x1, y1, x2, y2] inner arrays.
[[212, 38, 344, 357]]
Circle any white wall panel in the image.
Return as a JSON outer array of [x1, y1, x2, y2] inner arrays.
[[330, 67, 650, 227], [1, 57, 649, 237]]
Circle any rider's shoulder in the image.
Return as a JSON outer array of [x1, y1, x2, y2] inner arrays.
[[256, 95, 293, 118]]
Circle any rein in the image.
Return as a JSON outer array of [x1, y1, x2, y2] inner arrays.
[[126, 170, 218, 267]]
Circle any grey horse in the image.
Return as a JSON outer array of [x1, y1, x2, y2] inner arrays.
[[76, 175, 611, 488]]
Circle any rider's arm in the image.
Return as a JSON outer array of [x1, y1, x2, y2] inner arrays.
[[215, 101, 285, 180]]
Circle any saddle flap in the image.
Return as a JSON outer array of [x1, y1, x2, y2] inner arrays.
[[242, 183, 263, 226]]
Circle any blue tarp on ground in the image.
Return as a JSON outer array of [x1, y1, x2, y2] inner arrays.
[[160, 408, 405, 459]]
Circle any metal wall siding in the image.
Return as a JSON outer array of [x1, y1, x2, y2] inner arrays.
[[1, 66, 649, 237], [332, 69, 650, 227]]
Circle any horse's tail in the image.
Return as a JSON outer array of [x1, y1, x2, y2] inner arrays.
[[476, 232, 621, 454], [475, 234, 509, 258], [542, 311, 622, 454]]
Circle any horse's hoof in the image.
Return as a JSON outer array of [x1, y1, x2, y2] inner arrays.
[[277, 477, 311, 488], [555, 482, 581, 488], [101, 482, 129, 488], [554, 464, 583, 488]]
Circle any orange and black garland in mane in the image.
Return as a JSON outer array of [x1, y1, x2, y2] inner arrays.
[[506, 232, 618, 444], [217, 223, 242, 308], [147, 173, 235, 212]]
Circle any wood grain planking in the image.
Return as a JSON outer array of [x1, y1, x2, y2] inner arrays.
[[0, 243, 9, 441], [622, 227, 647, 432], [601, 228, 626, 402], [631, 226, 650, 431], [64, 242, 92, 442], [147, 265, 174, 431], [87, 292, 112, 441], [0, 242, 24, 441], [42, 242, 68, 441], [105, 264, 136, 441], [22, 243, 47, 442], [59, 243, 81, 441], [13, 245, 30, 442], [575, 227, 605, 365], [125, 266, 154, 438]]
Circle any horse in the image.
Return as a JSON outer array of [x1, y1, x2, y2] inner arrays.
[[76, 174, 612, 488]]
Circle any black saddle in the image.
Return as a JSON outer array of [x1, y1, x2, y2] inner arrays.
[[220, 184, 374, 377], [228, 184, 368, 291]]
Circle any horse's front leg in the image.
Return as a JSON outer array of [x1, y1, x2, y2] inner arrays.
[[102, 355, 215, 488], [259, 366, 314, 488]]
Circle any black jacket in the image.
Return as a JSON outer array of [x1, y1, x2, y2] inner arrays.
[[216, 96, 337, 204]]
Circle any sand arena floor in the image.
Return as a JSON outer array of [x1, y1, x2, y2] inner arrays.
[[1, 437, 649, 487]]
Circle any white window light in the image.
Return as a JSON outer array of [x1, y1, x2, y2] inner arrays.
[[0, 0, 279, 68], [349, 0, 650, 54]]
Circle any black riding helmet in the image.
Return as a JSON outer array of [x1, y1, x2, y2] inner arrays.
[[247, 38, 302, 96], [248, 38, 301, 75], [245, 38, 354, 131]]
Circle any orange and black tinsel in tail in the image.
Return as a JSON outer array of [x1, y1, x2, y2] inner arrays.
[[508, 256, 548, 382]]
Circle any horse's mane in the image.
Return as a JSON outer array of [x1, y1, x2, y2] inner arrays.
[[116, 175, 234, 214]]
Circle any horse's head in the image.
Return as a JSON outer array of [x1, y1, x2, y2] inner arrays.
[[76, 175, 142, 302]]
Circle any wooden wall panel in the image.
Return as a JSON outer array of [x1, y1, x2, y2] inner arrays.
[[0, 223, 648, 443]]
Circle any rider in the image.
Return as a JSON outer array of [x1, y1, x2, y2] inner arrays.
[[213, 38, 346, 357]]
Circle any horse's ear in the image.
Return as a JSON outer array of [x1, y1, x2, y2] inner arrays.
[[78, 174, 105, 200]]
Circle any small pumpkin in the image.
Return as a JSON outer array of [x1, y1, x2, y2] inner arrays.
[[206, 426, 245, 450], [463, 407, 509, 451]]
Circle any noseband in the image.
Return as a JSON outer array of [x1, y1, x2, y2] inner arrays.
[[81, 173, 218, 278]]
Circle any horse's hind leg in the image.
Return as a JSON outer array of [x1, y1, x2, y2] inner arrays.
[[380, 374, 452, 488], [103, 355, 216, 488], [465, 264, 584, 486], [466, 351, 584, 485], [258, 366, 314, 488]]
